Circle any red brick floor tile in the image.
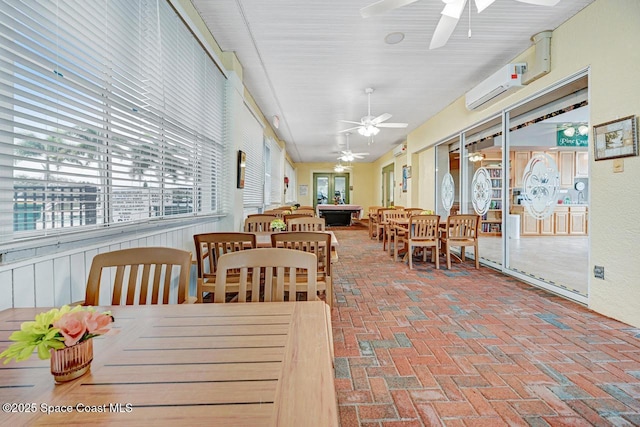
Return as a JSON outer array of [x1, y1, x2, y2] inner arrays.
[[432, 401, 477, 418], [460, 388, 499, 417], [381, 421, 423, 427], [339, 404, 360, 427], [414, 403, 444, 426], [370, 376, 393, 403], [390, 390, 419, 419], [461, 417, 508, 427], [338, 389, 374, 404], [358, 403, 398, 421]]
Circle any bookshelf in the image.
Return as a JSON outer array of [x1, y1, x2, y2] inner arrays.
[[480, 161, 502, 236]]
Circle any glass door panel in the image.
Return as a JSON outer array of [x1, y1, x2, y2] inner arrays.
[[334, 176, 347, 204], [435, 137, 459, 218], [465, 117, 503, 266], [313, 173, 350, 208], [506, 101, 590, 299], [382, 164, 394, 207], [315, 175, 329, 206]]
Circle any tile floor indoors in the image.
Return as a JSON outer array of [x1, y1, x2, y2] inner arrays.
[[329, 226, 640, 426]]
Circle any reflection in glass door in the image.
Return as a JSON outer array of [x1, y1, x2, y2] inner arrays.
[[313, 173, 349, 208]]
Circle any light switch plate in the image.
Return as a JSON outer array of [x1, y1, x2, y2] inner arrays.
[[613, 159, 624, 173]]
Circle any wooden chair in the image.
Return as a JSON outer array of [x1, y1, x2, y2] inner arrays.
[[262, 210, 287, 218], [395, 215, 441, 269], [367, 206, 384, 239], [295, 209, 316, 216], [296, 205, 314, 210], [441, 214, 480, 270], [274, 206, 293, 211], [271, 231, 333, 307], [375, 208, 393, 241], [405, 208, 425, 216], [382, 209, 407, 252], [193, 232, 257, 303], [286, 216, 326, 231], [214, 248, 317, 303], [244, 215, 277, 232], [84, 247, 192, 305]]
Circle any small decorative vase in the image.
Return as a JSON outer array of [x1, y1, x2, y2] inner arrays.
[[50, 339, 93, 383]]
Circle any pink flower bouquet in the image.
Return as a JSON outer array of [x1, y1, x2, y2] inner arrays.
[[0, 305, 114, 363]]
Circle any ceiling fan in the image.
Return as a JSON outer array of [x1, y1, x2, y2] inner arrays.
[[338, 132, 369, 162], [339, 88, 408, 137], [360, 0, 560, 50]]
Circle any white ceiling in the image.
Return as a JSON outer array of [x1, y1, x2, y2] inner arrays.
[[191, 0, 595, 164]]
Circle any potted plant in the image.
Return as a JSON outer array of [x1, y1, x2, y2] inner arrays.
[[0, 305, 114, 382]]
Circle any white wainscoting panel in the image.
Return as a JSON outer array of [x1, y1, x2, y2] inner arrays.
[[1, 220, 221, 309]]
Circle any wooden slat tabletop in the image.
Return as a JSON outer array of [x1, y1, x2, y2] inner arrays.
[[0, 302, 338, 426]]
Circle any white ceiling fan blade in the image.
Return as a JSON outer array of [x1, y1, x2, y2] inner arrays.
[[339, 120, 365, 125], [353, 152, 370, 157], [441, 0, 467, 19], [339, 126, 363, 133], [474, 0, 495, 13], [360, 0, 419, 18], [429, 14, 460, 50], [516, 0, 560, 6], [377, 122, 408, 128], [371, 113, 392, 124]]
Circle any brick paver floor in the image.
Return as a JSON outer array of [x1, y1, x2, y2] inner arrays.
[[330, 227, 640, 426]]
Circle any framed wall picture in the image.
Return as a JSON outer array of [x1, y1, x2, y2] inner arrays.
[[237, 150, 246, 189], [593, 115, 638, 161]]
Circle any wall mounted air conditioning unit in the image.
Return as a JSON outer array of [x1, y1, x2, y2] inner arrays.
[[465, 63, 527, 111], [393, 144, 406, 157]]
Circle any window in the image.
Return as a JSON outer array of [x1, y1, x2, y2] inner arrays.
[[266, 136, 283, 205], [241, 104, 264, 209], [0, 0, 226, 244]]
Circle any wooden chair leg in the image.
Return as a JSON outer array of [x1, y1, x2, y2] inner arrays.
[[434, 246, 439, 270], [474, 244, 479, 269], [409, 243, 413, 269], [446, 243, 452, 269]]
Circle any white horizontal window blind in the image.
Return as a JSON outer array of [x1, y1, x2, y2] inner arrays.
[[267, 137, 283, 205], [241, 104, 264, 208], [0, 0, 226, 243]]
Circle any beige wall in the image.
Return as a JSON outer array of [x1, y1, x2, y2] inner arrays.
[[399, 0, 640, 327], [577, 0, 640, 326]]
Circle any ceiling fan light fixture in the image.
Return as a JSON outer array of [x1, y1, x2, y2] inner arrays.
[[469, 153, 484, 162], [334, 164, 345, 172], [358, 124, 380, 137]]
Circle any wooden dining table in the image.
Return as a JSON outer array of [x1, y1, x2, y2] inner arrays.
[[0, 302, 338, 426]]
